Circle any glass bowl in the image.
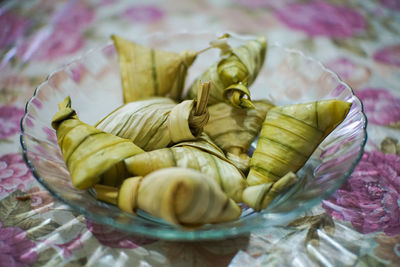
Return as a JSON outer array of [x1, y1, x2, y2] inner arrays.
[[20, 32, 367, 241]]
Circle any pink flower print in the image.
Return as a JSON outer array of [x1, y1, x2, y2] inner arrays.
[[381, 0, 400, 11], [355, 88, 400, 127], [325, 58, 371, 89], [323, 150, 400, 236], [0, 221, 37, 266], [0, 153, 34, 200], [24, 30, 85, 61], [68, 63, 86, 83], [52, 2, 95, 33], [373, 45, 400, 67], [275, 1, 366, 38], [18, 2, 94, 61], [123, 5, 164, 23], [55, 233, 84, 258], [42, 127, 58, 144], [86, 220, 157, 249], [0, 11, 29, 49], [27, 187, 54, 213], [235, 0, 291, 10], [0, 105, 25, 139], [31, 99, 42, 109]]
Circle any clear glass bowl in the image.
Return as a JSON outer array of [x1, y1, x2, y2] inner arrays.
[[20, 32, 367, 241]]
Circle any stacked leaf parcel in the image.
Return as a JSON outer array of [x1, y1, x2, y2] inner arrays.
[[51, 34, 352, 227]]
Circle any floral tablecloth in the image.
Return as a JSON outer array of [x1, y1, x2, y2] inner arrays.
[[1, 0, 400, 266]]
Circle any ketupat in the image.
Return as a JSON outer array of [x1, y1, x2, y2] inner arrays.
[[124, 135, 247, 202], [112, 34, 198, 103], [204, 100, 274, 172], [94, 168, 242, 226], [51, 97, 144, 189], [95, 97, 174, 150], [174, 133, 228, 159], [247, 99, 352, 186], [242, 172, 299, 211], [186, 35, 267, 109], [95, 82, 211, 151]]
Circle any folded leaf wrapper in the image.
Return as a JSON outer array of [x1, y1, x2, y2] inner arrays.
[[95, 168, 241, 227], [242, 172, 299, 211], [96, 97, 176, 151], [186, 36, 267, 109], [124, 136, 246, 202], [204, 100, 274, 172], [96, 83, 210, 151], [112, 35, 197, 103], [248, 99, 352, 186], [51, 97, 144, 189]]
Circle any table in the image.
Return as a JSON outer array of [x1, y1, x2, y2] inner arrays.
[[1, 0, 399, 266]]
